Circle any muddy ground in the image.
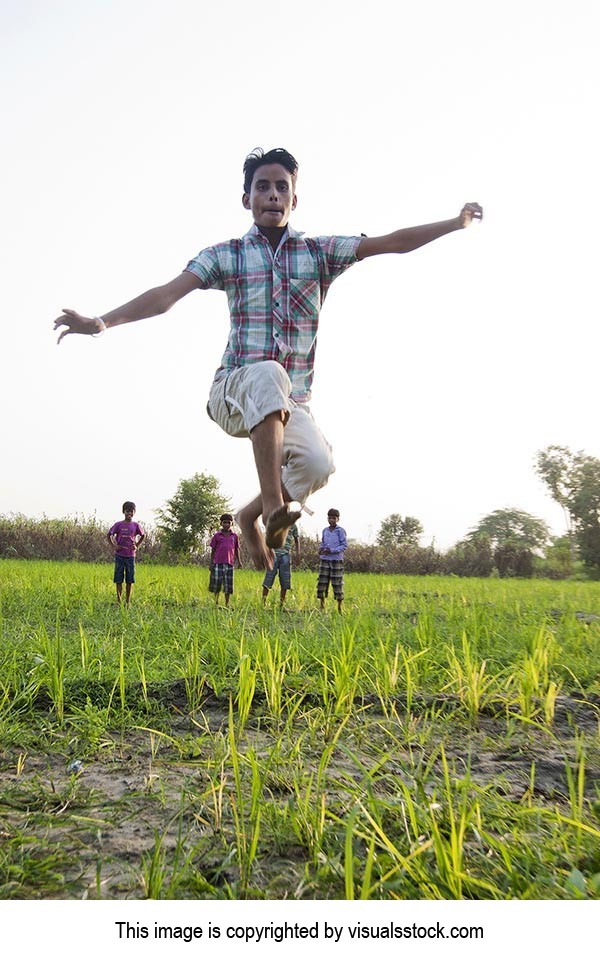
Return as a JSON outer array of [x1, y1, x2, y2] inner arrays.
[[1, 688, 599, 899]]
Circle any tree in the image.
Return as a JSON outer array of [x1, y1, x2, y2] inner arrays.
[[443, 537, 493, 577], [376, 513, 424, 547], [570, 457, 600, 574], [467, 508, 550, 550], [156, 473, 231, 554], [534, 445, 578, 560], [467, 508, 550, 578], [535, 445, 600, 572]]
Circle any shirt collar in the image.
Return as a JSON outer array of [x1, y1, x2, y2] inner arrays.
[[244, 223, 305, 242]]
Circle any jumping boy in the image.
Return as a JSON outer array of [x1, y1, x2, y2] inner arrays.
[[317, 509, 347, 613], [54, 148, 482, 571], [262, 521, 300, 607], [107, 501, 145, 604], [209, 513, 241, 607]]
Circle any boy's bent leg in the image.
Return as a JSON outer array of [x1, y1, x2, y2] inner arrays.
[[281, 406, 335, 507], [237, 494, 275, 570], [209, 362, 298, 565], [249, 410, 302, 549]]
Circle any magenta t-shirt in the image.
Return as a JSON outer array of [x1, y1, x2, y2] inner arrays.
[[109, 520, 144, 557], [210, 530, 239, 565]]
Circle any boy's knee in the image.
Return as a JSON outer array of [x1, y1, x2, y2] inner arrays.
[[252, 359, 291, 395], [283, 446, 335, 504], [306, 447, 335, 490]]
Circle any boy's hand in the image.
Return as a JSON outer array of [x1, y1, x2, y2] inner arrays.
[[54, 309, 104, 344], [460, 203, 483, 228]]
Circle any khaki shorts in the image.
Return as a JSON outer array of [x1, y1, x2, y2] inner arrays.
[[207, 360, 335, 505]]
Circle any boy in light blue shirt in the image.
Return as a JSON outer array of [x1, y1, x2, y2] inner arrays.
[[317, 509, 347, 613]]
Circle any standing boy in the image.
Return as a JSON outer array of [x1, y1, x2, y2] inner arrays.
[[107, 501, 145, 604], [262, 521, 300, 607], [54, 148, 482, 571], [209, 513, 241, 607], [317, 509, 347, 613]]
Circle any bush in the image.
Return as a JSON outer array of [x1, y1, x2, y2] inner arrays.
[[296, 535, 441, 575], [441, 538, 494, 577], [0, 514, 593, 580], [0, 514, 163, 563]]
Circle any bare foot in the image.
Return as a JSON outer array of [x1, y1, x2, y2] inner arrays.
[[265, 501, 302, 549], [236, 507, 275, 570]]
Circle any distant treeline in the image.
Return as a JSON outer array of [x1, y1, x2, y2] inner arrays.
[[0, 514, 578, 579]]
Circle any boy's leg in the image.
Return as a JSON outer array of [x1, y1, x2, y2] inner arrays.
[[317, 559, 331, 608], [211, 564, 223, 605], [262, 559, 277, 604], [279, 554, 291, 607], [114, 556, 125, 603], [209, 363, 328, 566], [243, 411, 301, 558], [125, 559, 135, 605], [226, 564, 234, 607], [331, 561, 344, 613], [250, 409, 286, 525], [237, 494, 275, 571]]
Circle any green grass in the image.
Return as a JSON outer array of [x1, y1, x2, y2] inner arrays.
[[0, 559, 599, 899]]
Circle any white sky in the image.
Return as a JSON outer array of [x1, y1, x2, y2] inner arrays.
[[2, 0, 598, 548]]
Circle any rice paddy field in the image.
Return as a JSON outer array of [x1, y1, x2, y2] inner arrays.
[[1, 558, 599, 901]]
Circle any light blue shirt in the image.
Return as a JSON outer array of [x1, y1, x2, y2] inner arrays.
[[319, 525, 347, 560]]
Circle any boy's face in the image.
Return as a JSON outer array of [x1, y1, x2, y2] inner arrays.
[[242, 163, 297, 228], [328, 515, 339, 528], [221, 519, 232, 531], [124, 507, 135, 521]]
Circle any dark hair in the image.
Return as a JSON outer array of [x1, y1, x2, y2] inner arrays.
[[220, 513, 233, 522], [122, 501, 136, 513], [327, 509, 340, 518], [243, 147, 298, 194]]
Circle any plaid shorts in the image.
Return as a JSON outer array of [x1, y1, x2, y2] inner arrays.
[[209, 563, 234, 595], [316, 558, 344, 600]]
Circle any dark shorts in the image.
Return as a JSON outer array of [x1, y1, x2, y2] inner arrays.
[[263, 552, 292, 591], [114, 555, 135, 584], [209, 563, 234, 595], [317, 558, 344, 600]]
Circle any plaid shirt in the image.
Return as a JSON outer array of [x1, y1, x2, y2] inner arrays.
[[185, 224, 361, 402]]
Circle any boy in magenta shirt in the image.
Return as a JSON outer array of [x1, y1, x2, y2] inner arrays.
[[107, 501, 145, 604], [209, 513, 242, 607]]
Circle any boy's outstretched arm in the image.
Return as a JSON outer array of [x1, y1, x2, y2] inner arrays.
[[53, 271, 201, 343], [357, 203, 482, 259]]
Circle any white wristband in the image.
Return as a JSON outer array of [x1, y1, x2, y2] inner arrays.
[[93, 316, 107, 336]]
